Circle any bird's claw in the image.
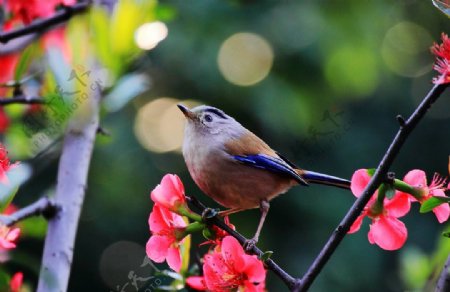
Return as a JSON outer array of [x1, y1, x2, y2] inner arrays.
[[202, 208, 219, 221], [243, 238, 257, 252]]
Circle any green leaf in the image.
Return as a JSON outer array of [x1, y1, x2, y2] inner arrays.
[[103, 74, 150, 112], [366, 168, 376, 176], [89, 6, 117, 75], [14, 44, 38, 81], [155, 4, 177, 21], [260, 250, 274, 262], [19, 216, 48, 239], [385, 184, 396, 199], [0, 164, 32, 212], [180, 233, 191, 274], [0, 186, 18, 213], [158, 270, 182, 280], [432, 0, 450, 17], [442, 231, 450, 238], [0, 270, 9, 290], [420, 196, 450, 213]]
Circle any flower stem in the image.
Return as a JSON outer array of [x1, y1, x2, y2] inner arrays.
[[178, 206, 202, 222], [394, 179, 423, 200], [184, 221, 205, 234]]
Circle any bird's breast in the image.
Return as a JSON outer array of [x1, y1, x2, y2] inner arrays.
[[184, 146, 296, 210]]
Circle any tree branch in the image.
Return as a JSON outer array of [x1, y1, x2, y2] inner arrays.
[[437, 254, 450, 292], [187, 196, 297, 289], [0, 197, 58, 227], [295, 82, 449, 291], [37, 88, 100, 292], [0, 2, 91, 44], [0, 96, 46, 106]]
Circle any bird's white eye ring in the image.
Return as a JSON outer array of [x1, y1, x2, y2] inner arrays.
[[204, 114, 213, 122]]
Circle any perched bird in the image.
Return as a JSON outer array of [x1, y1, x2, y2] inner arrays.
[[178, 104, 350, 246]]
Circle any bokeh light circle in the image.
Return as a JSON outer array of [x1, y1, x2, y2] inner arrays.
[[217, 32, 274, 86], [99, 241, 153, 290], [325, 46, 379, 97], [134, 98, 201, 153], [381, 22, 433, 77], [135, 21, 168, 50]]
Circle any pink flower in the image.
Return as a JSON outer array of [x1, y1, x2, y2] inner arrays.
[[431, 33, 450, 84], [150, 174, 187, 212], [0, 52, 19, 96], [146, 204, 187, 272], [348, 169, 410, 250], [0, 225, 20, 249], [10, 272, 23, 292], [4, 0, 76, 24], [0, 144, 17, 184], [0, 109, 10, 134], [400, 169, 450, 223], [186, 236, 266, 292], [41, 26, 72, 62]]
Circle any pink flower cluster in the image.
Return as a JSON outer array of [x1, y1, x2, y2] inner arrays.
[[186, 236, 266, 292], [0, 144, 23, 291], [146, 174, 188, 272], [432, 33, 450, 84], [348, 169, 450, 250], [146, 174, 266, 291], [0, 0, 74, 134]]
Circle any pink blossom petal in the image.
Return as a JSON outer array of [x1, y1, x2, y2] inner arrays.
[[186, 276, 207, 291], [243, 281, 259, 292], [203, 254, 227, 291], [368, 216, 407, 250], [432, 203, 450, 223], [403, 169, 427, 188], [146, 235, 171, 263], [350, 169, 371, 197], [10, 272, 23, 292], [385, 193, 411, 218], [348, 214, 365, 234], [0, 169, 9, 184], [221, 236, 245, 271], [0, 238, 16, 249], [5, 228, 20, 242], [148, 205, 169, 233], [151, 174, 185, 210], [242, 255, 266, 283], [166, 246, 182, 272]]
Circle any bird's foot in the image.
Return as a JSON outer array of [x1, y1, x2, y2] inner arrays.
[[201, 208, 219, 221], [243, 238, 258, 252]]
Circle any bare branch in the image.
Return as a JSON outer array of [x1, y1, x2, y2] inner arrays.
[[0, 96, 46, 106], [437, 254, 450, 292], [295, 82, 450, 291], [0, 197, 58, 227], [37, 87, 100, 292], [0, 2, 91, 44]]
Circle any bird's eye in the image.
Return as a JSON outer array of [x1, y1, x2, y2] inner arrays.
[[204, 114, 213, 122]]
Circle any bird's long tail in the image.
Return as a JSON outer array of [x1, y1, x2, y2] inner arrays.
[[300, 170, 351, 189]]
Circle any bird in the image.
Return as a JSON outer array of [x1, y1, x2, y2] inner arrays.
[[177, 104, 350, 247]]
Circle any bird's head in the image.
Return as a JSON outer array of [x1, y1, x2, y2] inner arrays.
[[177, 104, 243, 137]]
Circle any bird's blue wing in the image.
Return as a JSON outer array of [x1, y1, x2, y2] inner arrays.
[[232, 154, 308, 186]]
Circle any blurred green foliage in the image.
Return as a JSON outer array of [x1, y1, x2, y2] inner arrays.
[[3, 0, 450, 291]]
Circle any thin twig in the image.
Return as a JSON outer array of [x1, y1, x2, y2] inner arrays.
[[0, 2, 91, 44], [187, 196, 297, 289], [0, 197, 58, 227], [436, 254, 450, 292], [295, 82, 449, 291], [0, 96, 46, 106]]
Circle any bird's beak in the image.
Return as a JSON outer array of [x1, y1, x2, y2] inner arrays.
[[177, 104, 196, 120]]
